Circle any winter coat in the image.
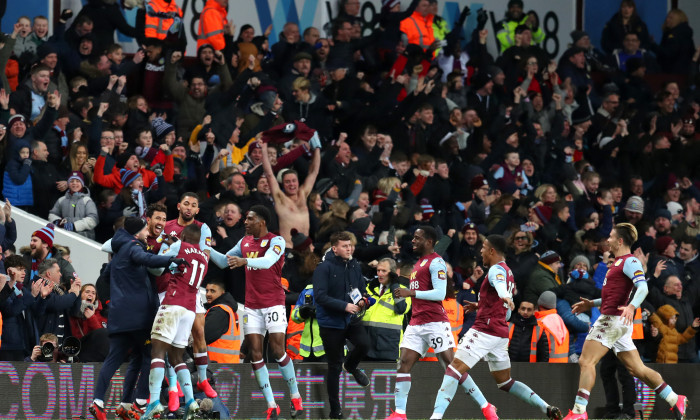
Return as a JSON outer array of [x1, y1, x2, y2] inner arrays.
[[508, 313, 549, 362], [0, 284, 44, 354], [283, 93, 333, 142], [363, 277, 410, 360], [108, 228, 172, 334], [649, 304, 697, 364], [30, 160, 63, 219], [29, 278, 80, 344], [523, 261, 562, 304], [48, 190, 99, 239], [72, 0, 138, 52], [68, 300, 107, 340], [204, 292, 239, 344], [655, 22, 695, 74], [313, 249, 366, 329], [3, 156, 33, 206], [648, 286, 698, 361]]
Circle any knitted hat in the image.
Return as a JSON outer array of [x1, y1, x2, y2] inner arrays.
[[667, 201, 683, 216], [571, 105, 592, 125], [67, 171, 85, 187], [291, 228, 313, 252], [420, 198, 434, 221], [570, 30, 589, 44], [470, 71, 492, 91], [33, 224, 56, 248], [350, 216, 371, 233], [151, 117, 175, 142], [539, 250, 561, 265], [624, 196, 644, 214], [261, 120, 317, 144], [534, 204, 553, 224], [120, 169, 142, 188], [37, 43, 57, 61], [293, 52, 313, 62], [508, 0, 524, 8], [655, 208, 671, 221], [568, 254, 590, 272], [666, 174, 680, 190], [470, 174, 488, 192], [124, 216, 147, 236], [654, 236, 674, 254], [8, 114, 27, 131], [461, 221, 478, 235], [116, 153, 135, 169], [537, 291, 557, 309], [315, 178, 335, 196], [382, 0, 400, 10]]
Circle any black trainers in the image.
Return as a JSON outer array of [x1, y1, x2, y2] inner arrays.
[[329, 411, 344, 419], [343, 363, 369, 387], [547, 405, 563, 420]]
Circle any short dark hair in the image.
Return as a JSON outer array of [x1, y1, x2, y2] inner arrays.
[[179, 192, 200, 203], [207, 277, 226, 291], [248, 205, 271, 226], [330, 231, 353, 245], [418, 225, 438, 245], [486, 234, 507, 255], [181, 224, 201, 244], [146, 203, 167, 218], [680, 237, 698, 251], [4, 255, 27, 270]]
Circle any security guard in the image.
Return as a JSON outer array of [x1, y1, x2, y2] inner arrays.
[[204, 278, 242, 363], [197, 0, 228, 51], [362, 258, 411, 361], [496, 0, 544, 53], [292, 284, 325, 361], [534, 291, 569, 363], [144, 0, 183, 40]]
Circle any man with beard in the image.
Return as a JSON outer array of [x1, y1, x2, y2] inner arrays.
[[157, 192, 217, 409], [23, 224, 75, 286], [145, 204, 168, 253]]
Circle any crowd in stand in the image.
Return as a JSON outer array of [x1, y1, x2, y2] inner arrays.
[[0, 0, 699, 396]]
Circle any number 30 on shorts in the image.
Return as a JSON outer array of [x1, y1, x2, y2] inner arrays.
[[266, 311, 280, 323]]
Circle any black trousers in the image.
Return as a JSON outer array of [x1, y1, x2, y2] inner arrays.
[[94, 330, 151, 402], [319, 323, 370, 414], [600, 350, 637, 416]]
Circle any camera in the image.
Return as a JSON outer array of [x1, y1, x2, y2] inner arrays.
[[40, 342, 55, 362], [40, 336, 82, 362]]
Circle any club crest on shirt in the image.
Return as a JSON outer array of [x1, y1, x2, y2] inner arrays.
[[273, 245, 282, 254], [614, 259, 622, 266], [420, 260, 427, 267], [261, 239, 269, 247], [437, 270, 446, 280]]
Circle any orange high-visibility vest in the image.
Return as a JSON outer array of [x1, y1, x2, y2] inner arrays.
[[206, 304, 241, 363], [508, 322, 544, 362], [535, 309, 569, 363], [286, 305, 304, 360], [420, 298, 463, 361], [399, 11, 435, 50], [144, 0, 183, 40], [632, 307, 643, 339], [197, 0, 228, 51]]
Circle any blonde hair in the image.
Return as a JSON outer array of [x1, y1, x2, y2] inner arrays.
[[614, 223, 638, 246], [663, 9, 688, 31], [377, 177, 400, 195], [292, 77, 311, 91], [534, 184, 558, 203]]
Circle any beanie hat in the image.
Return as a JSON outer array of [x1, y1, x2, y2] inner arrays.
[[537, 290, 557, 310], [261, 120, 317, 144], [67, 171, 85, 187], [666, 174, 680, 190], [470, 71, 492, 91], [540, 250, 561, 265], [8, 114, 27, 131], [350, 216, 371, 233], [461, 221, 478, 236], [293, 52, 313, 62], [33, 224, 56, 249], [291, 228, 313, 252], [625, 57, 645, 75], [315, 178, 335, 196], [568, 254, 590, 272], [382, 0, 400, 10], [124, 216, 147, 236], [570, 30, 588, 44], [667, 201, 683, 217], [120, 168, 142, 188], [116, 153, 135, 169], [571, 105, 592, 125], [534, 204, 553, 224], [624, 196, 644, 214], [470, 174, 488, 192], [37, 43, 57, 61], [655, 236, 673, 254], [420, 198, 434, 221], [655, 208, 671, 221], [151, 117, 175, 142], [508, 0, 524, 8]]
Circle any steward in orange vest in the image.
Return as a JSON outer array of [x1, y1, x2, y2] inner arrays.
[[204, 281, 241, 363], [286, 305, 304, 360], [197, 0, 228, 51], [534, 291, 569, 363], [144, 0, 183, 40]]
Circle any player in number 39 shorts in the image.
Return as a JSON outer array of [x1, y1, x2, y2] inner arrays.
[[151, 305, 197, 348], [244, 305, 287, 335], [401, 321, 454, 356]]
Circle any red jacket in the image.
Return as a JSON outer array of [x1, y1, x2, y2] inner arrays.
[[93, 154, 173, 193], [69, 301, 107, 340]]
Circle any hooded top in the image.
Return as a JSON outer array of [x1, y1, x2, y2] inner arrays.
[[649, 304, 698, 364]]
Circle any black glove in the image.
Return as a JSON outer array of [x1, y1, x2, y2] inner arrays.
[[476, 9, 488, 30], [298, 305, 315, 320], [458, 5, 471, 24], [60, 9, 73, 21], [169, 258, 191, 268]]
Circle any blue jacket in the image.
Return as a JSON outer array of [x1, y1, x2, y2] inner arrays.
[[0, 285, 44, 352], [312, 249, 366, 329], [108, 228, 172, 333], [3, 156, 33, 206]]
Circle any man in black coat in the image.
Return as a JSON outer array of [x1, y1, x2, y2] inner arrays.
[[203, 278, 239, 345], [30, 259, 80, 344], [30, 140, 64, 219], [508, 300, 549, 362]]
